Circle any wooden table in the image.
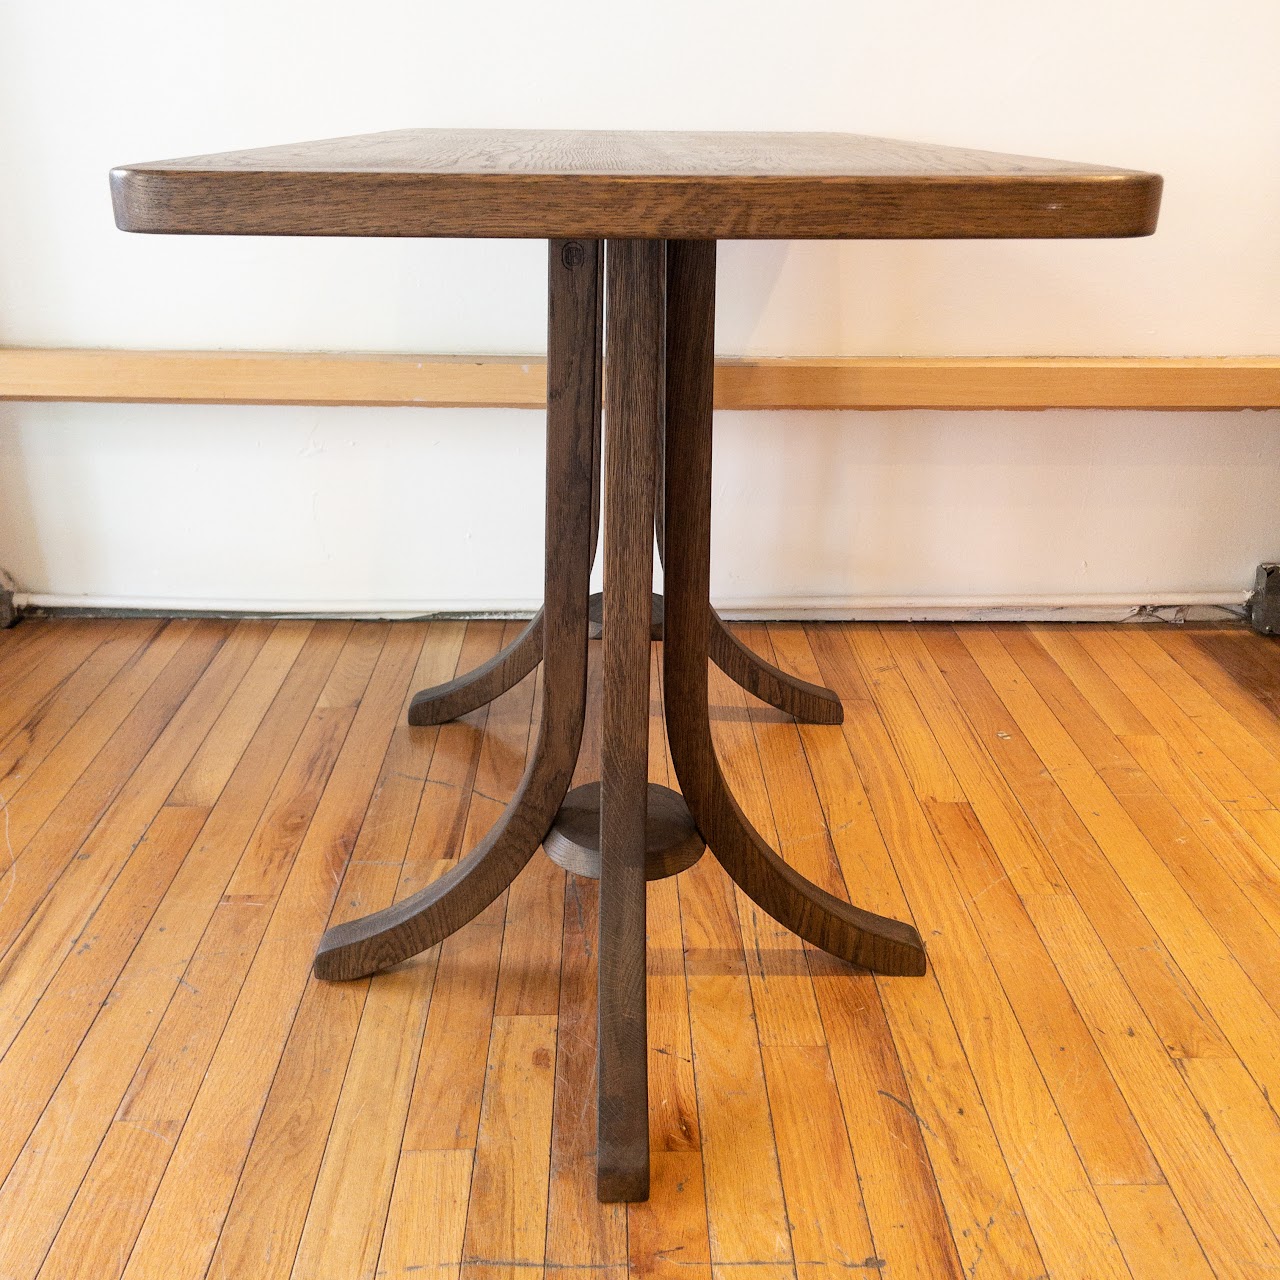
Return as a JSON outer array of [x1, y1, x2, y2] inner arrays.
[[111, 129, 1161, 1202]]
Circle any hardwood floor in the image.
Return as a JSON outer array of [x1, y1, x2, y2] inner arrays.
[[1, 617, 1279, 1279]]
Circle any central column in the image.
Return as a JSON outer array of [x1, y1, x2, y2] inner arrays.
[[597, 238, 664, 1202]]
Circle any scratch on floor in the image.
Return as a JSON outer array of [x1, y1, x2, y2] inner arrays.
[[118, 1117, 174, 1147], [877, 1089, 938, 1138], [390, 770, 428, 785], [653, 1046, 692, 1064], [753, 925, 767, 982], [968, 871, 1009, 905]]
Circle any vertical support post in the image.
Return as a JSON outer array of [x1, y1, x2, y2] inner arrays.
[[589, 247, 605, 568], [597, 238, 664, 1202]]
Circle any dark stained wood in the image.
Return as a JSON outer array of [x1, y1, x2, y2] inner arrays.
[[407, 611, 543, 726], [111, 129, 1161, 241], [656, 383, 844, 726], [587, 591, 664, 642], [590, 246, 604, 563], [403, 604, 844, 733], [596, 238, 663, 1202], [312, 238, 600, 980], [708, 614, 844, 725], [410, 524, 838, 741], [661, 239, 926, 977], [543, 781, 705, 882], [405, 603, 842, 729]]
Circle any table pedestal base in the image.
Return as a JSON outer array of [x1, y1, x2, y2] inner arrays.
[[544, 781, 705, 882], [314, 237, 926, 1204]]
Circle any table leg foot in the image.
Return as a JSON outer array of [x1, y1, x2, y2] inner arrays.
[[664, 742, 927, 974], [315, 236, 602, 981], [406, 611, 544, 725], [707, 610, 844, 725], [597, 1155, 650, 1205], [313, 753, 572, 979], [663, 237, 926, 979]]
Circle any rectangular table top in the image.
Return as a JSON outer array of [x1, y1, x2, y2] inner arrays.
[[111, 128, 1161, 241]]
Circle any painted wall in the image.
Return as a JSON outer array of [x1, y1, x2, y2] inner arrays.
[[2, 0, 1278, 614]]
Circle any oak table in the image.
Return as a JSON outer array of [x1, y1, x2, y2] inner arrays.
[[111, 130, 1162, 1203]]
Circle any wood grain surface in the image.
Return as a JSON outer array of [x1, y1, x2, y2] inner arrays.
[[542, 781, 705, 882], [110, 128, 1160, 240], [5, 616, 1280, 1277], [709, 614, 844, 724], [596, 238, 663, 1202], [408, 611, 544, 726]]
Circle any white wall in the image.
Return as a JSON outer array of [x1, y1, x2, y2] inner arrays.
[[2, 0, 1279, 615]]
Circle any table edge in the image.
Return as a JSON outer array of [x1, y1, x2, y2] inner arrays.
[[109, 168, 1163, 240]]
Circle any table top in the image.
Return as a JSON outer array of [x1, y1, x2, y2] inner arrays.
[[111, 128, 1161, 242]]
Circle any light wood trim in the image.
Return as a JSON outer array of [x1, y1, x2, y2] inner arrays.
[[2, 348, 1279, 411], [0, 349, 548, 409], [716, 356, 1280, 411]]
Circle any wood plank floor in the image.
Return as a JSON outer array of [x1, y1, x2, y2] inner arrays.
[[1, 617, 1280, 1280]]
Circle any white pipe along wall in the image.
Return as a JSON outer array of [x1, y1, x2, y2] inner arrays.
[[1, 0, 1278, 619]]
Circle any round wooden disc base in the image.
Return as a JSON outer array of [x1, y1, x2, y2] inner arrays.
[[544, 781, 706, 881]]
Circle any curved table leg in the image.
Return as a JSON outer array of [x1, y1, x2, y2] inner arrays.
[[405, 248, 605, 728], [315, 237, 601, 981], [652, 365, 843, 726], [707, 614, 844, 725], [415, 569, 833, 740], [407, 611, 544, 726], [663, 239, 926, 977]]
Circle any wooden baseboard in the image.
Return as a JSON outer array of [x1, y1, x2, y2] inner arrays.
[[2, 348, 1279, 411]]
